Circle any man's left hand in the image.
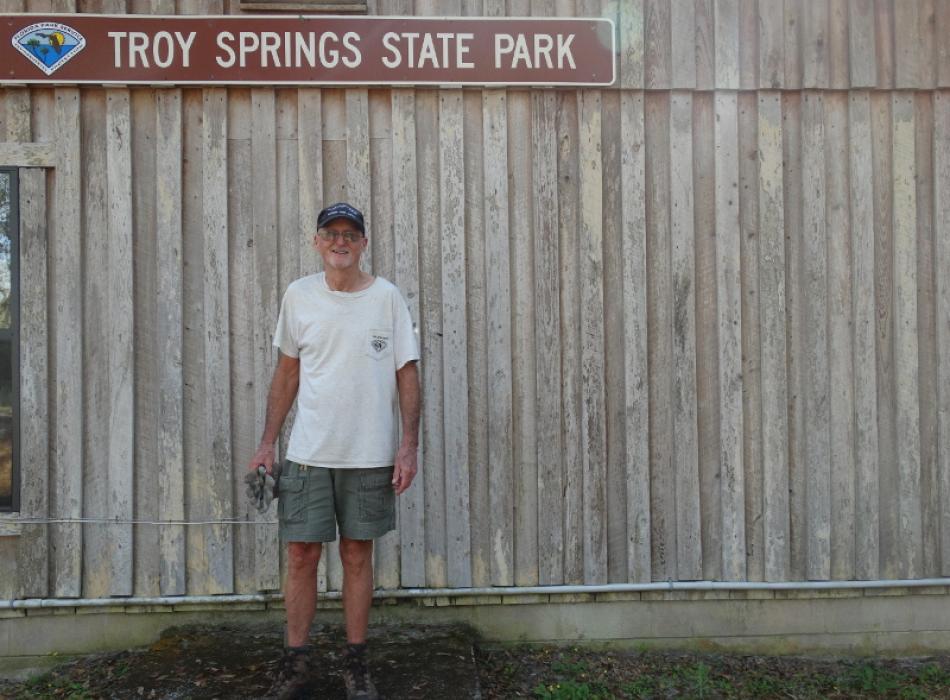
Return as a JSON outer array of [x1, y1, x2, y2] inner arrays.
[[392, 443, 418, 495]]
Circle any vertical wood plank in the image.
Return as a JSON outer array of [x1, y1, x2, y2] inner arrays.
[[602, 88, 626, 583], [759, 0, 784, 87], [106, 88, 134, 596], [509, 88, 539, 587], [483, 89, 514, 586], [297, 89, 322, 276], [939, 0, 950, 87], [131, 89, 159, 598], [695, 0, 715, 90], [670, 92, 701, 580], [16, 168, 48, 598], [914, 92, 938, 577], [714, 91, 745, 582], [829, 0, 850, 88], [557, 91, 583, 584], [579, 90, 607, 584], [693, 91, 721, 583], [670, 0, 696, 88], [251, 88, 280, 593], [871, 91, 899, 578], [619, 0, 644, 89], [646, 92, 674, 582], [849, 0, 878, 88], [201, 88, 234, 594], [714, 0, 739, 89], [391, 89, 425, 588], [782, 92, 807, 580], [50, 87, 82, 598], [81, 90, 110, 599], [439, 89, 472, 589], [825, 93, 855, 580], [156, 89, 185, 596], [802, 91, 831, 580], [416, 89, 446, 589], [228, 89, 256, 596], [738, 0, 758, 88], [784, 0, 803, 88], [894, 0, 920, 88], [891, 93, 923, 579], [757, 91, 790, 582], [463, 89, 490, 588], [875, 0, 895, 88], [803, 0, 830, 88], [739, 93, 763, 581], [849, 90, 880, 580], [645, 0, 671, 89], [620, 90, 650, 582], [918, 0, 937, 89], [935, 90, 950, 574], [534, 91, 563, 586]]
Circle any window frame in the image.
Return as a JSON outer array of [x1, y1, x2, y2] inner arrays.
[[0, 166, 20, 514]]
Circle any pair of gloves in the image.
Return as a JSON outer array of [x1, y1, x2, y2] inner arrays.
[[244, 463, 281, 514]]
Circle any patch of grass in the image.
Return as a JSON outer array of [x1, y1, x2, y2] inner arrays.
[[842, 662, 906, 695], [532, 679, 611, 700]]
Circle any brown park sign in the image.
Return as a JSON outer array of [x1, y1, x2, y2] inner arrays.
[[1, 14, 615, 86]]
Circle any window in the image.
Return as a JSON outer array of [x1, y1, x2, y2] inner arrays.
[[0, 168, 18, 512]]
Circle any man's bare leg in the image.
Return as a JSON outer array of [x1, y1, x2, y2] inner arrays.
[[339, 537, 374, 643], [285, 542, 322, 647]]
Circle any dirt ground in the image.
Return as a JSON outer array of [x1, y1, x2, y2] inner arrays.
[[3, 623, 950, 699]]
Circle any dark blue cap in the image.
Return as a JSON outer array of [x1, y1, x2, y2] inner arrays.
[[317, 202, 365, 233]]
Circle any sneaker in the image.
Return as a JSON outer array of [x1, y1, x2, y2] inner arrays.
[[342, 644, 379, 700], [269, 645, 313, 700]]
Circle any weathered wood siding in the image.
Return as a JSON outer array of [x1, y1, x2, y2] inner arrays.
[[2, 0, 949, 598]]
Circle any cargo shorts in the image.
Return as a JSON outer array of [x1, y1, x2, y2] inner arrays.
[[277, 461, 396, 543]]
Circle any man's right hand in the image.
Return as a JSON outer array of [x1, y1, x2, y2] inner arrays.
[[248, 443, 277, 475]]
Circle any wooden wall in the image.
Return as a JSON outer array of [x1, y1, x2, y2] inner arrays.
[[1, 0, 949, 599]]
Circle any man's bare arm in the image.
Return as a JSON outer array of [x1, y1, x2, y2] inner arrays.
[[248, 351, 300, 474], [392, 361, 420, 495]]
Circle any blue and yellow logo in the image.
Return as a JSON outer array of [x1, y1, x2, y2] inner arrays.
[[12, 22, 86, 76]]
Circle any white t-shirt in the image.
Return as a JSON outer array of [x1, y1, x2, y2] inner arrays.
[[273, 273, 420, 468]]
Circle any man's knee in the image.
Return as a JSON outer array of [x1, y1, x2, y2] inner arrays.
[[339, 538, 373, 572], [286, 542, 321, 574]]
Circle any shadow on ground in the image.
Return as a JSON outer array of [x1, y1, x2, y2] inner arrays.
[[0, 623, 481, 699]]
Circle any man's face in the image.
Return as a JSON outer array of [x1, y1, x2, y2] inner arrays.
[[315, 218, 367, 272]]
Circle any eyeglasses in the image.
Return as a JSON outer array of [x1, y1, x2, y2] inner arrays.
[[317, 228, 363, 243]]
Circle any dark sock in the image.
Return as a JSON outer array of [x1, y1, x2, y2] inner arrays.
[[346, 642, 367, 657]]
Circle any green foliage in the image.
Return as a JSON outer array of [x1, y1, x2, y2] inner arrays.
[[533, 679, 601, 700]]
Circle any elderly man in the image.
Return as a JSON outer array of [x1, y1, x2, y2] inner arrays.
[[249, 202, 420, 700]]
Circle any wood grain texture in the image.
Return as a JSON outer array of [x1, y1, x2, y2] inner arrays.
[[156, 89, 186, 596], [619, 0, 644, 89], [848, 0, 877, 88], [824, 92, 855, 580], [533, 91, 563, 586], [829, 0, 850, 89], [391, 88, 425, 588], [106, 88, 134, 596], [0, 143, 55, 168], [50, 87, 83, 598], [670, 0, 696, 88], [849, 90, 880, 581], [714, 0, 740, 89], [935, 90, 950, 575], [874, 0, 895, 89], [620, 90, 650, 583], [759, 0, 784, 87], [939, 0, 950, 87], [894, 0, 920, 89], [645, 0, 671, 89], [439, 89, 472, 589], [16, 168, 49, 598], [803, 0, 830, 88], [714, 91, 745, 582], [670, 92, 701, 581], [757, 91, 789, 583], [483, 89, 514, 586], [579, 90, 608, 585], [297, 89, 322, 277], [891, 93, 923, 579], [802, 91, 831, 580]]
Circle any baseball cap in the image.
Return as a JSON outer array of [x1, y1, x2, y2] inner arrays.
[[317, 202, 365, 233]]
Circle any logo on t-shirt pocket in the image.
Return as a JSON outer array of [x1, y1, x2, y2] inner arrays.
[[367, 329, 392, 360]]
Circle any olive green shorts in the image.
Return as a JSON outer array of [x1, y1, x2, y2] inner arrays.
[[277, 462, 396, 543]]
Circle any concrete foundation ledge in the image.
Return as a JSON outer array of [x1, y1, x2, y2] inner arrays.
[[2, 588, 950, 660]]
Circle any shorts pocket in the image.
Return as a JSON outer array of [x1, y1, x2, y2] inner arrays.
[[365, 328, 393, 361], [278, 476, 306, 524], [358, 470, 394, 523]]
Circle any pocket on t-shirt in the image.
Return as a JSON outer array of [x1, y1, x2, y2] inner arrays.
[[365, 328, 393, 361]]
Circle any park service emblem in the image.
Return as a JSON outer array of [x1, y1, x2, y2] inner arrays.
[[13, 22, 86, 76]]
